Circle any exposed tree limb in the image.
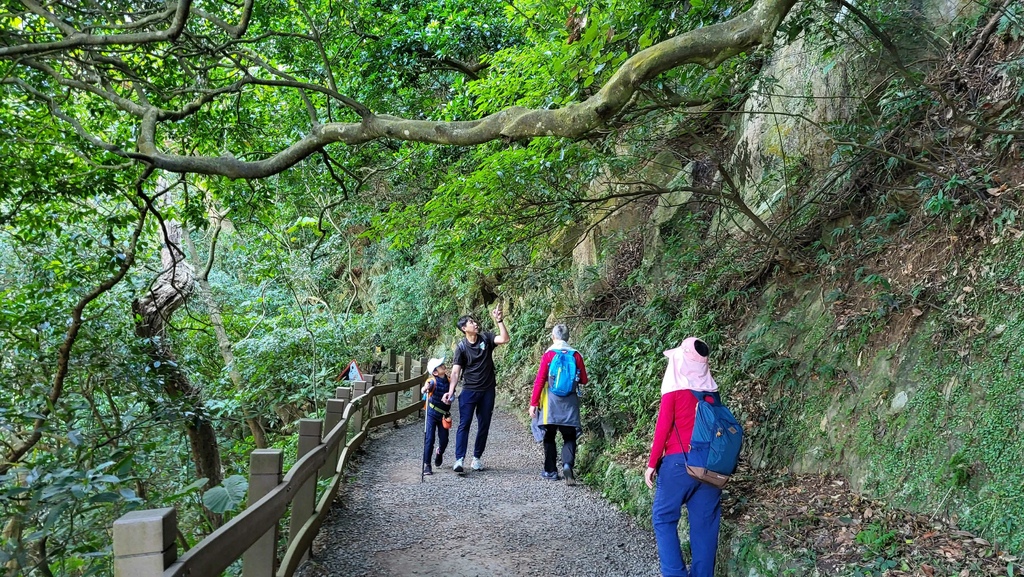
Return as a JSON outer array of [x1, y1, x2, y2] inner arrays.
[[131, 178, 224, 489], [966, 0, 1015, 66]]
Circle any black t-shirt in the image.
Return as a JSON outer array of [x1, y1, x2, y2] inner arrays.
[[453, 331, 497, 391]]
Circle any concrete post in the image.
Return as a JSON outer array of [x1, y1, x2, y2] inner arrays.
[[324, 398, 347, 476], [385, 371, 399, 424], [350, 380, 366, 431], [113, 508, 176, 577], [243, 450, 283, 577], [386, 371, 399, 417], [287, 419, 322, 566], [335, 385, 351, 402], [419, 357, 429, 409]]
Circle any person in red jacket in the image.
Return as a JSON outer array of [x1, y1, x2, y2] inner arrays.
[[644, 337, 721, 577], [529, 324, 588, 485]]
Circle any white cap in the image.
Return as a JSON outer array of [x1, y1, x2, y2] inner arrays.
[[426, 357, 445, 374]]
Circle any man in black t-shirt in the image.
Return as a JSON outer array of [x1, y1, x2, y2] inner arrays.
[[442, 306, 510, 473]]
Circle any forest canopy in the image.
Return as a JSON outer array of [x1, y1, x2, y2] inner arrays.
[[1, 0, 795, 178]]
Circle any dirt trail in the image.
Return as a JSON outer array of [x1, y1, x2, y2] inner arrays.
[[298, 400, 659, 577]]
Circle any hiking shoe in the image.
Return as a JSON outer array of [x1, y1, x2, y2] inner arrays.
[[471, 457, 484, 471], [434, 449, 443, 467], [423, 463, 433, 476], [453, 458, 464, 473], [563, 464, 576, 486], [540, 471, 560, 481]]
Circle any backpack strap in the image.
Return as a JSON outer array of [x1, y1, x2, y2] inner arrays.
[[689, 389, 720, 405]]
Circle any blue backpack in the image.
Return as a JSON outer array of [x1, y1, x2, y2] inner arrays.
[[547, 348, 579, 397], [683, 390, 743, 488]]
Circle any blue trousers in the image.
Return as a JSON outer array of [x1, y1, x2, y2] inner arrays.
[[454, 387, 495, 461], [652, 452, 722, 577], [422, 407, 450, 464]]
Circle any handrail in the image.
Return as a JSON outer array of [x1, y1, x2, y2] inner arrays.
[[112, 351, 428, 577]]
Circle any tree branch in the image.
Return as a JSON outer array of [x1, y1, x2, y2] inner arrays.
[[130, 0, 798, 178], [0, 1, 191, 58], [192, 0, 255, 40]]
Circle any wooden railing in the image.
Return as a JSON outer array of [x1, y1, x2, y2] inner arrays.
[[111, 351, 428, 577]]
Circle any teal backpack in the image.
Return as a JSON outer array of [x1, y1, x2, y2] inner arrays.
[[547, 348, 579, 397], [683, 390, 743, 488]]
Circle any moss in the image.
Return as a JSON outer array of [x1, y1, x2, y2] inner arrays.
[[578, 441, 654, 525]]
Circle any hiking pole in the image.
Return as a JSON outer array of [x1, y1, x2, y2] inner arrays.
[[421, 391, 429, 483]]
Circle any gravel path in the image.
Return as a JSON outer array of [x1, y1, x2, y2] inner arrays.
[[298, 397, 659, 577]]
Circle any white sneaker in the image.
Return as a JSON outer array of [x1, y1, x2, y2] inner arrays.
[[471, 457, 484, 471], [453, 458, 464, 473]]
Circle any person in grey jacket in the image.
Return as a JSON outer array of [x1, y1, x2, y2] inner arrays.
[[529, 324, 588, 485]]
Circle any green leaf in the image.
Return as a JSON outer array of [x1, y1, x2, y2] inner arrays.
[[638, 29, 653, 50], [90, 492, 122, 503], [201, 475, 248, 514], [164, 478, 209, 502]]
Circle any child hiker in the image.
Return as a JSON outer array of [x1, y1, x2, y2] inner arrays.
[[421, 357, 453, 476]]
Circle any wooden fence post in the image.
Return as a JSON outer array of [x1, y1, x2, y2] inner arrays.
[[335, 385, 351, 402], [243, 450, 283, 577], [113, 508, 176, 577], [420, 357, 428, 374], [287, 419, 322, 566], [402, 352, 412, 381], [324, 398, 347, 476], [386, 349, 397, 372]]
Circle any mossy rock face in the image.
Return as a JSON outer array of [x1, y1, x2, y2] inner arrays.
[[578, 442, 654, 524]]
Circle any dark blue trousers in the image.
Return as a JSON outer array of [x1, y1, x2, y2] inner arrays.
[[422, 406, 450, 464], [652, 452, 722, 577], [454, 387, 496, 461]]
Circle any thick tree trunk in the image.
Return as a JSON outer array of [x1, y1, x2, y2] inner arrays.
[[183, 223, 268, 448], [132, 215, 224, 488]]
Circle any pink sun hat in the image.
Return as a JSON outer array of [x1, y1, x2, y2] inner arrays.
[[661, 337, 717, 395]]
